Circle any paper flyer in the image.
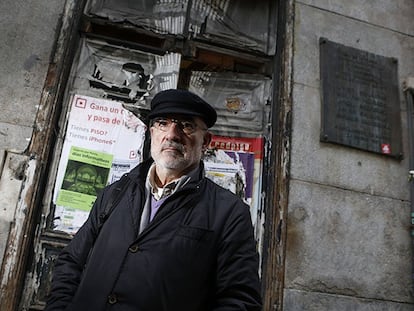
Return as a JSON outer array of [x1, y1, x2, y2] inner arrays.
[[204, 136, 264, 226], [56, 147, 113, 211], [53, 94, 146, 234]]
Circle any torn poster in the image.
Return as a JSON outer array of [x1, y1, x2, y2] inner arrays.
[[204, 135, 264, 227], [53, 94, 146, 234], [73, 39, 181, 117]]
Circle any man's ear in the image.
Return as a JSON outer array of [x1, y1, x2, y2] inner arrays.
[[202, 131, 212, 151]]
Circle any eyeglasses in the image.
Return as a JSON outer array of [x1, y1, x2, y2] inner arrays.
[[150, 117, 207, 135]]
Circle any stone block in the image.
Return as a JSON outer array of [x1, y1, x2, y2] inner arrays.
[[291, 84, 410, 200], [0, 0, 65, 126], [298, 0, 414, 35], [285, 180, 413, 303], [284, 289, 414, 311], [0, 152, 28, 269], [0, 122, 32, 152], [294, 2, 414, 98]]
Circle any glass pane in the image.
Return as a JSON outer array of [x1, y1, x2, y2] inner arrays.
[[86, 0, 276, 55], [86, 0, 189, 35], [189, 71, 272, 136], [189, 0, 276, 55]]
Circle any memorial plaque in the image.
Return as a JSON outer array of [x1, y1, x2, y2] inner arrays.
[[319, 38, 402, 158]]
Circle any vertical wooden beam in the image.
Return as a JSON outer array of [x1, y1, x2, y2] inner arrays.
[[261, 0, 295, 310]]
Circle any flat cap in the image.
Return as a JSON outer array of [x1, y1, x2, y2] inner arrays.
[[148, 89, 217, 128]]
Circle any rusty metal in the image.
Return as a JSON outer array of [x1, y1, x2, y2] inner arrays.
[[260, 0, 295, 310]]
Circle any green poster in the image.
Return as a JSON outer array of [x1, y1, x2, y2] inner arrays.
[[57, 146, 113, 211]]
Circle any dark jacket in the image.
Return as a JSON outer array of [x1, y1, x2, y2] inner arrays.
[[45, 160, 262, 311]]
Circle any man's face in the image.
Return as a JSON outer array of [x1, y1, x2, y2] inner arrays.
[[150, 114, 211, 176]]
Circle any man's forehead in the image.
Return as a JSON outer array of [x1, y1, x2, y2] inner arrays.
[[155, 114, 205, 124], [156, 114, 194, 120]]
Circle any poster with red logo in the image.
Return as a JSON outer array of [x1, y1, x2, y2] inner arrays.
[[53, 94, 146, 234], [204, 135, 264, 227]]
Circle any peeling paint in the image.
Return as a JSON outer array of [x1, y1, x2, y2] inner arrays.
[[261, 0, 295, 310]]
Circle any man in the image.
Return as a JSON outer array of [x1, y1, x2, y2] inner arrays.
[[45, 89, 262, 311]]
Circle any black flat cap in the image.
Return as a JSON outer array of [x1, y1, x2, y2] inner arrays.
[[148, 89, 217, 128]]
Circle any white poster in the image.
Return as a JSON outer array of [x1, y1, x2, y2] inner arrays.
[[53, 94, 146, 234]]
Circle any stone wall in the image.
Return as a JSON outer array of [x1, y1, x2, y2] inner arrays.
[[285, 0, 414, 309], [0, 0, 65, 277]]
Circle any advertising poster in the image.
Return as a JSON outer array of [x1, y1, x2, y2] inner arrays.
[[53, 94, 146, 234], [204, 135, 264, 227], [56, 146, 113, 211]]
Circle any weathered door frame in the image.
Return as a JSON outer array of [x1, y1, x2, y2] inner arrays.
[[260, 0, 295, 310], [0, 0, 295, 310]]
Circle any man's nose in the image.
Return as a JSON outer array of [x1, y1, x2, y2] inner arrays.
[[165, 122, 183, 138]]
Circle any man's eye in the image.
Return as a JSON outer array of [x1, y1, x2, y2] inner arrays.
[[181, 121, 195, 130], [157, 119, 169, 126]]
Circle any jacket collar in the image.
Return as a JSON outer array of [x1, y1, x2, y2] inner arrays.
[[127, 158, 206, 189]]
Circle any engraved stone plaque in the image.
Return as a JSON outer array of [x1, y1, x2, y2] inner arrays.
[[320, 38, 402, 158]]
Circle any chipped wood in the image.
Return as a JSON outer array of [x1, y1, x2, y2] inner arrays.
[[261, 0, 295, 310]]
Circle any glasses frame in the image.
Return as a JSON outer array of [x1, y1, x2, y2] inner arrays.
[[150, 117, 207, 135]]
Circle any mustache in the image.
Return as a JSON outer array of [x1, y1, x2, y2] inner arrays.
[[161, 141, 185, 153]]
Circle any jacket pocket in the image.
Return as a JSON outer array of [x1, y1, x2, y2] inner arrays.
[[176, 225, 213, 242], [170, 225, 214, 265], [163, 225, 214, 284]]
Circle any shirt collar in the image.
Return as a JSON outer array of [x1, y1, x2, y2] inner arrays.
[[146, 164, 200, 200]]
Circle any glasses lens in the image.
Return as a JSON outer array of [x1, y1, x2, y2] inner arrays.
[[180, 121, 196, 134], [152, 118, 197, 134]]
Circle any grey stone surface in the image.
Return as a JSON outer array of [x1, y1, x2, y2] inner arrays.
[[291, 84, 410, 201], [285, 180, 414, 303], [294, 3, 414, 94], [0, 220, 12, 274], [0, 122, 32, 152], [298, 0, 414, 36], [291, 3, 414, 200], [287, 2, 414, 310], [284, 289, 414, 311], [0, 153, 28, 271], [0, 0, 65, 127]]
